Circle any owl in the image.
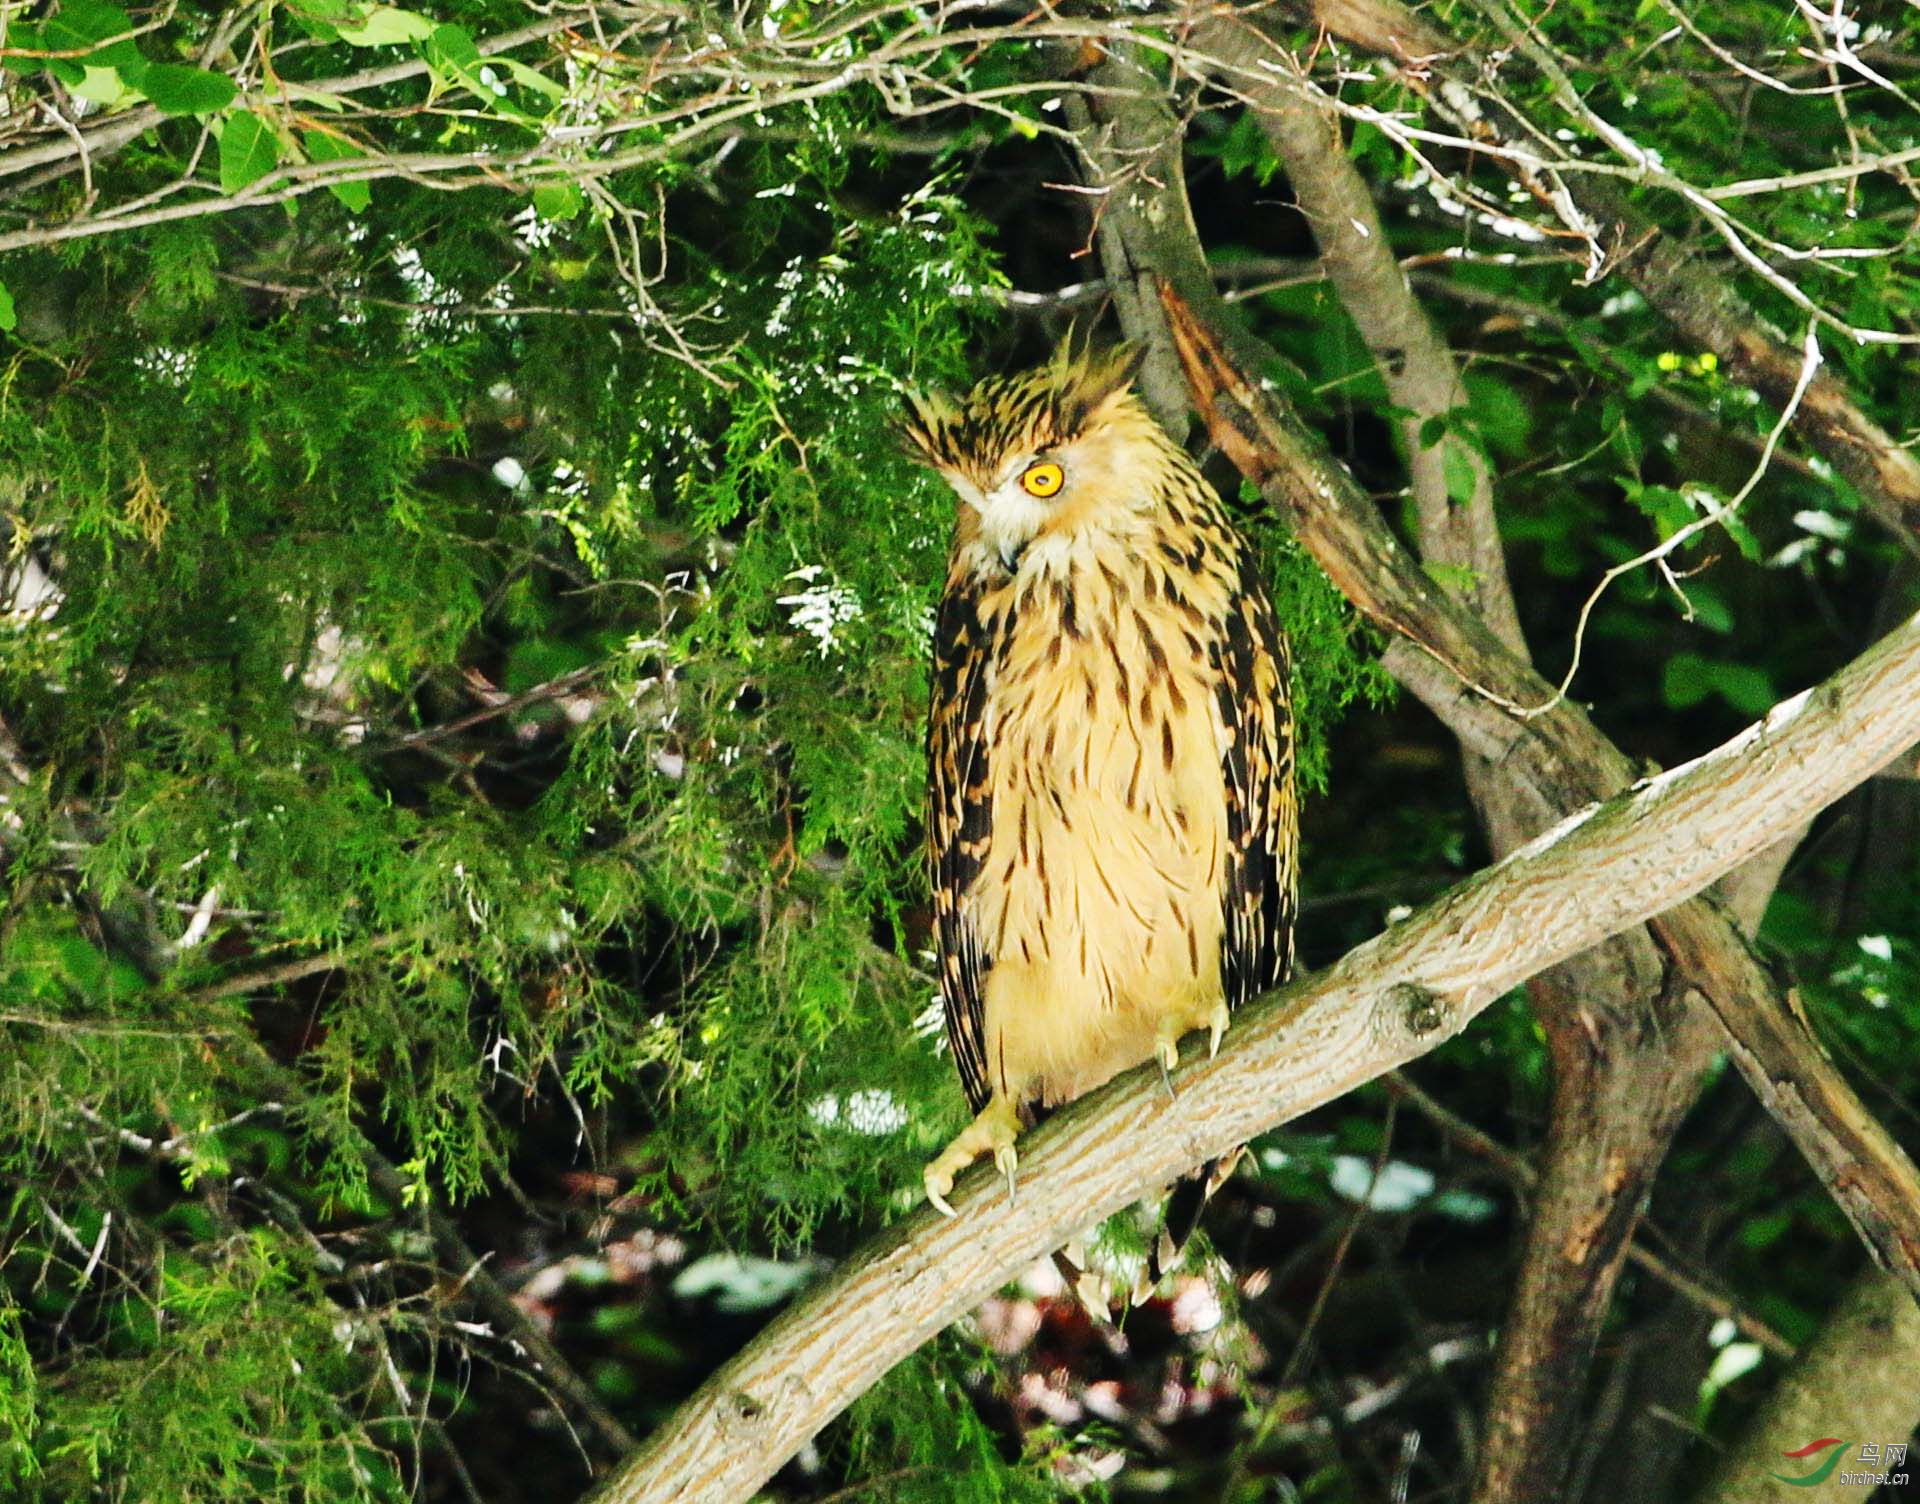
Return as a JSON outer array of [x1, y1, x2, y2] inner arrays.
[[902, 345, 1297, 1278]]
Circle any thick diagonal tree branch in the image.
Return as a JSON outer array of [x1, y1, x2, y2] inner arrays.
[[595, 601, 1920, 1504]]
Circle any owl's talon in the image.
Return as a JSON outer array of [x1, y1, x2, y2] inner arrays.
[[922, 1095, 1022, 1214], [1156, 1037, 1180, 1099], [1207, 1002, 1230, 1060], [924, 1160, 960, 1217]]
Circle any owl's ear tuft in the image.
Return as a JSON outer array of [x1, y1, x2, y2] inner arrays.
[[896, 388, 952, 466], [1055, 342, 1149, 436]]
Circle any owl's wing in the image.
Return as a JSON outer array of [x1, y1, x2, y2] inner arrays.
[[1217, 546, 1298, 1010], [928, 574, 995, 1113]]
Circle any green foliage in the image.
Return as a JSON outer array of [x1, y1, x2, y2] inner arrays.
[[1250, 518, 1395, 797], [0, 1296, 35, 1487], [0, 68, 930, 1486], [0, 19, 1387, 1470], [138, 64, 238, 117], [843, 1346, 1074, 1504], [10, 1232, 404, 1504]]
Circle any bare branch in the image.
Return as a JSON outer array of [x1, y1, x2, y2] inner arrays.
[[1190, 26, 1525, 655], [1279, 0, 1920, 555], [1383, 1072, 1797, 1359]]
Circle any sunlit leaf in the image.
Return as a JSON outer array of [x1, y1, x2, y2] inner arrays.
[[300, 129, 372, 211], [218, 111, 282, 195], [532, 181, 584, 220], [335, 5, 437, 45]]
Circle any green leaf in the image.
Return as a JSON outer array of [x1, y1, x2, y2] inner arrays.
[[0, 23, 45, 74], [1442, 439, 1480, 504], [41, 0, 143, 71], [0, 279, 14, 333], [532, 181, 584, 221], [219, 111, 282, 195], [1663, 653, 1776, 716], [300, 129, 372, 212], [72, 63, 133, 106], [1673, 580, 1733, 634], [419, 24, 541, 124], [335, 6, 437, 45], [1709, 662, 1777, 718], [1464, 370, 1533, 458], [1717, 508, 1763, 563], [1662, 652, 1714, 710], [422, 23, 483, 77], [1621, 480, 1695, 539], [1207, 110, 1279, 184], [136, 62, 238, 116], [1741, 1208, 1793, 1251], [499, 57, 565, 102], [277, 79, 355, 112]]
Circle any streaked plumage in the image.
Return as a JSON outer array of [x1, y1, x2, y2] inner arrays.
[[903, 346, 1297, 1274]]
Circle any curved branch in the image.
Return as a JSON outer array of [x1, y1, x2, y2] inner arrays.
[[593, 601, 1920, 1504], [1205, 43, 1525, 657]]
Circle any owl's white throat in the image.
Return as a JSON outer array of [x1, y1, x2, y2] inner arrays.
[[966, 483, 1053, 573]]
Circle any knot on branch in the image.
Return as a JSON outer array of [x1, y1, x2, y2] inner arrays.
[[1386, 981, 1448, 1038]]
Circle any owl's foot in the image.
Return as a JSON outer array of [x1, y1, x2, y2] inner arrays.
[[923, 1094, 1022, 1217], [1154, 1000, 1232, 1098]]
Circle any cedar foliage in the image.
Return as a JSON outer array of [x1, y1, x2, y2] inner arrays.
[[2, 12, 1382, 1493]]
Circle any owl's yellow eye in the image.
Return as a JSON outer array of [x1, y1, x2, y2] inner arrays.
[[1020, 461, 1064, 498]]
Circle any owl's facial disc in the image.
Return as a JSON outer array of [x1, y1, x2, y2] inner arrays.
[[967, 454, 1067, 570]]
